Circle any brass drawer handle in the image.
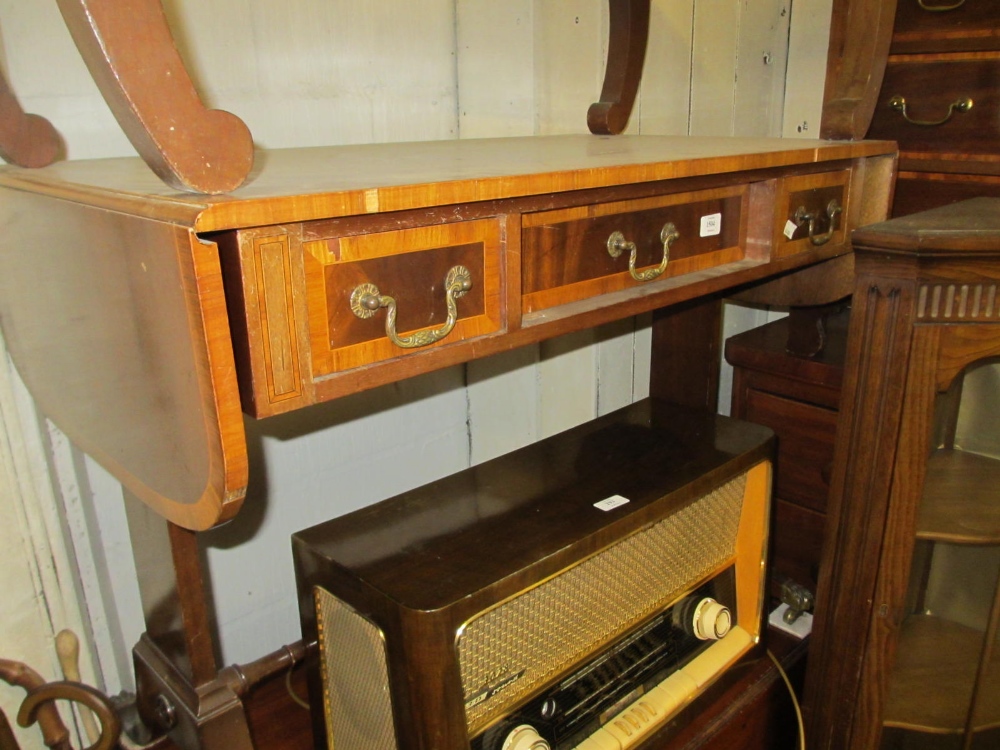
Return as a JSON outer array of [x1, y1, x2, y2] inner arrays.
[[350, 265, 473, 349], [916, 0, 966, 11], [889, 94, 973, 126], [793, 199, 842, 246], [607, 222, 679, 282]]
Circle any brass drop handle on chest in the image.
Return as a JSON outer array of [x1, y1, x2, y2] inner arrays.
[[916, 0, 966, 11], [350, 265, 473, 349], [793, 199, 842, 246], [607, 222, 679, 282], [889, 95, 973, 127]]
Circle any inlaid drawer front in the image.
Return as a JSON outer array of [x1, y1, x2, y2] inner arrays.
[[303, 219, 503, 377], [868, 54, 1000, 155], [521, 186, 747, 313], [225, 219, 504, 416], [893, 1, 1000, 55], [774, 171, 850, 259]]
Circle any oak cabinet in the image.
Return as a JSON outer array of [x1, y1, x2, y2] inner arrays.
[[805, 197, 1000, 750]]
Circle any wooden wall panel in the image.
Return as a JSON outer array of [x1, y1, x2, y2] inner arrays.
[[783, 0, 835, 138], [690, 0, 742, 136], [456, 1, 536, 139], [636, 0, 695, 136], [734, 0, 791, 138]]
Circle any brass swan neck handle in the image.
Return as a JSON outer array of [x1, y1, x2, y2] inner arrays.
[[889, 94, 973, 127]]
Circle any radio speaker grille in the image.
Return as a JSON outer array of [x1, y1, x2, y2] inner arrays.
[[315, 590, 399, 750], [459, 472, 747, 733]]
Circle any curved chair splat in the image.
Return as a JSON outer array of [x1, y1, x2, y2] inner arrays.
[[588, 0, 651, 135], [56, 0, 254, 194], [0, 70, 62, 168]]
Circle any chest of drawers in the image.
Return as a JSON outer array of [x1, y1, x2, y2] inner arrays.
[[866, 0, 1000, 215]]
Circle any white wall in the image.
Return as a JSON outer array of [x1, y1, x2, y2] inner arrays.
[[0, 2, 830, 741], [0, 335, 97, 750]]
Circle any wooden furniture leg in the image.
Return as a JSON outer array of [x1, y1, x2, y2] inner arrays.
[[124, 494, 255, 750], [802, 268, 918, 748], [55, 0, 254, 194], [588, 0, 651, 135], [0, 70, 61, 168], [648, 296, 723, 411]]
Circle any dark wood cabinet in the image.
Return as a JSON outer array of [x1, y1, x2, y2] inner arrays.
[[866, 1, 1000, 216], [725, 308, 848, 600], [804, 198, 1000, 750]]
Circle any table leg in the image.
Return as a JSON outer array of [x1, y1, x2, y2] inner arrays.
[[124, 494, 255, 750], [649, 296, 723, 412]]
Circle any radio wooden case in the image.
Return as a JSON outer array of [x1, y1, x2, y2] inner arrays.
[[292, 398, 774, 750]]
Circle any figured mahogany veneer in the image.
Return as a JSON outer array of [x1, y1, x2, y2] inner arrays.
[[868, 52, 1000, 161], [773, 170, 851, 257], [521, 187, 747, 313]]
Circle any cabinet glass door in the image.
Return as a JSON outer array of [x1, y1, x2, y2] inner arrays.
[[882, 359, 1000, 750]]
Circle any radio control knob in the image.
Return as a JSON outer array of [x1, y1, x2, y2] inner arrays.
[[692, 597, 731, 640], [502, 724, 551, 750]]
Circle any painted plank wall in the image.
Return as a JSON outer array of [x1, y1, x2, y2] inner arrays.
[[0, 2, 831, 728]]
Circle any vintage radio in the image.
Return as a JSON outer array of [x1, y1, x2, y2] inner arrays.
[[293, 398, 774, 750]]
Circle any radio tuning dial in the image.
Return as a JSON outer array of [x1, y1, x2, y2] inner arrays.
[[502, 724, 551, 750], [692, 597, 732, 640]]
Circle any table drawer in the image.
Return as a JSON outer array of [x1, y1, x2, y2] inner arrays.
[[303, 220, 502, 374], [773, 170, 850, 259], [868, 54, 1000, 156], [228, 218, 504, 415], [521, 186, 747, 313]]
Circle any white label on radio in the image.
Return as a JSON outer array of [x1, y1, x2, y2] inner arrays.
[[594, 495, 630, 511], [700, 213, 722, 237], [783, 219, 799, 240]]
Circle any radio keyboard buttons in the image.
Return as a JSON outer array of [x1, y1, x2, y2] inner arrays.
[[572, 629, 753, 749], [573, 732, 619, 749], [681, 626, 751, 689]]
